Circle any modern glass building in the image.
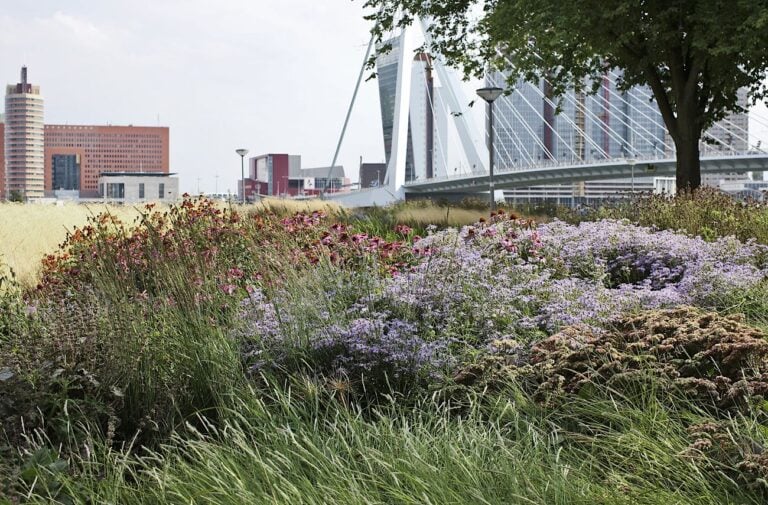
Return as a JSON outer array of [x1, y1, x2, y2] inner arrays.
[[487, 71, 666, 169], [489, 69, 752, 200]]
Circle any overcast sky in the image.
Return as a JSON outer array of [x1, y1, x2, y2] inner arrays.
[[0, 0, 394, 194], [1, 1, 767, 194]]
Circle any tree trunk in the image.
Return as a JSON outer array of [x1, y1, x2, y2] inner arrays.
[[672, 94, 703, 193], [674, 134, 701, 192]]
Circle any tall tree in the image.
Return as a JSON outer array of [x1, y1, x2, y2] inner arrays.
[[363, 0, 768, 190]]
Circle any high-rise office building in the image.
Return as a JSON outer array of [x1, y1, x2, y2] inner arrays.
[[490, 71, 751, 200], [697, 88, 752, 186], [489, 72, 665, 169], [4, 67, 45, 200], [377, 41, 452, 182], [43, 125, 169, 197], [376, 37, 415, 181]]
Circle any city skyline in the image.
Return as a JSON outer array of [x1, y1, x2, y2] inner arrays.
[[0, 0, 388, 195], [1, 1, 766, 196], [1, 65, 171, 200]]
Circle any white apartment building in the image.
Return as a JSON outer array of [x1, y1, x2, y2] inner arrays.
[[4, 67, 44, 200]]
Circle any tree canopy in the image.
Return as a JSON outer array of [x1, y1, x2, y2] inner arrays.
[[363, 0, 768, 190]]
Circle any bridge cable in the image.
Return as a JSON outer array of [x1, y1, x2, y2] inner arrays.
[[593, 83, 675, 154], [486, 100, 537, 168], [486, 75, 559, 165], [320, 29, 377, 197], [517, 75, 623, 160], [483, 102, 530, 170], [498, 56, 627, 159], [604, 70, 764, 153], [489, 74, 570, 161]]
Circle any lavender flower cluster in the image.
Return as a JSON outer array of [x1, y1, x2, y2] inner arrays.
[[385, 218, 767, 337], [538, 220, 768, 305], [234, 218, 768, 388], [234, 289, 453, 386], [311, 312, 453, 384]]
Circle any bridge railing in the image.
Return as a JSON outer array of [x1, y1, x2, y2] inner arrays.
[[403, 151, 765, 187], [406, 154, 674, 186]]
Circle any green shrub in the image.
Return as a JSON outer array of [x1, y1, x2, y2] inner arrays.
[[554, 188, 768, 244]]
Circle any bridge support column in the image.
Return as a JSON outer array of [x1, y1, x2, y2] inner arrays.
[[387, 30, 413, 194]]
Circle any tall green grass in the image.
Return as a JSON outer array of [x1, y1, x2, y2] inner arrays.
[[552, 188, 768, 244], [16, 383, 765, 505]]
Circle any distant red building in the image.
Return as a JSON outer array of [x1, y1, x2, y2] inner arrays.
[[1, 123, 169, 199], [1, 67, 170, 200], [243, 153, 348, 201], [44, 125, 169, 198]]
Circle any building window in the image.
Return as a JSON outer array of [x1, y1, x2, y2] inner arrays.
[[106, 183, 125, 199], [158, 182, 165, 199], [139, 183, 145, 199], [52, 154, 80, 191]]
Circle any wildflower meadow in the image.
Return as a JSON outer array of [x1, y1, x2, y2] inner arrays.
[[2, 193, 768, 504]]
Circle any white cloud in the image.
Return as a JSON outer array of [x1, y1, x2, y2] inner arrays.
[[45, 11, 111, 47]]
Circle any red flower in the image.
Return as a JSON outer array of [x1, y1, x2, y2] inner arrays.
[[395, 224, 413, 236], [227, 267, 245, 279], [220, 284, 238, 295]]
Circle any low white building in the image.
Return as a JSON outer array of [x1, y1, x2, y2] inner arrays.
[[720, 180, 768, 201], [653, 177, 676, 195], [98, 172, 179, 204]]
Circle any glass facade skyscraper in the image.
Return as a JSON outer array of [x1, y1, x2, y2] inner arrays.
[[487, 71, 666, 169]]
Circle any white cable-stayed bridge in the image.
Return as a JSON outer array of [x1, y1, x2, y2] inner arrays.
[[325, 19, 768, 207]]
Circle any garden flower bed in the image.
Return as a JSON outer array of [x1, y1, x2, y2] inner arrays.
[[3, 199, 768, 503]]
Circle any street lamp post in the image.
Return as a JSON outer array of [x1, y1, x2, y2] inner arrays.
[[628, 157, 636, 193], [236, 148, 249, 204], [476, 87, 504, 211]]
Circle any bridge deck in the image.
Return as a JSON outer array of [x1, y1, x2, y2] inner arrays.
[[402, 154, 768, 193]]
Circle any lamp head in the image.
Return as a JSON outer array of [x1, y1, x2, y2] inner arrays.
[[476, 87, 504, 103], [236, 148, 249, 157]]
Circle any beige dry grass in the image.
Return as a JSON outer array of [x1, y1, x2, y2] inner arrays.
[[0, 203, 142, 286], [395, 206, 491, 228], [256, 197, 342, 216]]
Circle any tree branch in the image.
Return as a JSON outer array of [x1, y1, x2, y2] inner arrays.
[[644, 64, 679, 141]]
